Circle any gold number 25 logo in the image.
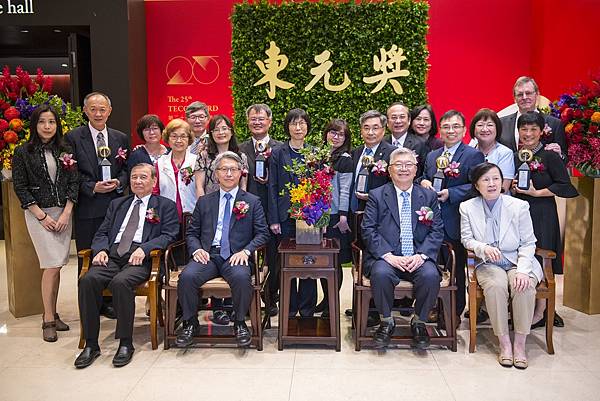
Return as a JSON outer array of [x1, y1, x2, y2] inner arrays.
[[165, 56, 220, 85]]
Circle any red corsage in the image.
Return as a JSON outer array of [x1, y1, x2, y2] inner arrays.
[[241, 167, 249, 177], [371, 160, 388, 176], [416, 206, 434, 226], [58, 152, 77, 171], [180, 166, 193, 185], [232, 201, 249, 220], [542, 123, 552, 139], [260, 148, 272, 159], [116, 147, 128, 164], [145, 208, 160, 224], [529, 158, 545, 172], [444, 161, 461, 178]]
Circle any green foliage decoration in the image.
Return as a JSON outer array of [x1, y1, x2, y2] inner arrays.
[[231, 0, 429, 146]]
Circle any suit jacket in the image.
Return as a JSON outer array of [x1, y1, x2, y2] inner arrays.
[[499, 112, 567, 159], [361, 183, 444, 275], [422, 142, 485, 241], [91, 194, 179, 262], [350, 140, 395, 212], [384, 132, 427, 177], [186, 188, 270, 258], [65, 125, 130, 220], [459, 195, 543, 283], [239, 137, 283, 209]]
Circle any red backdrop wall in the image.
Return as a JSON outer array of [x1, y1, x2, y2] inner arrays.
[[144, 0, 600, 145]]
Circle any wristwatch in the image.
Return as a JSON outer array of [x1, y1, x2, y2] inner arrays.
[[419, 254, 428, 261], [242, 249, 251, 256]]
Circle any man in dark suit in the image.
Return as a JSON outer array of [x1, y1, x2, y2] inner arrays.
[[384, 102, 427, 177], [498, 76, 567, 160], [238, 103, 282, 315], [74, 163, 179, 368], [66, 92, 130, 318], [350, 110, 396, 214], [421, 110, 485, 320], [362, 147, 444, 348], [176, 152, 270, 347]]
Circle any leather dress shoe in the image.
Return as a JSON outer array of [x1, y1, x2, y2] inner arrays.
[[531, 315, 546, 330], [344, 308, 353, 317], [373, 319, 395, 347], [411, 319, 430, 349], [176, 321, 200, 347], [315, 300, 327, 314], [112, 345, 135, 367], [234, 321, 252, 347], [553, 312, 565, 327], [465, 309, 489, 324], [74, 346, 101, 369], [100, 304, 117, 319], [367, 311, 381, 327], [211, 310, 231, 326]]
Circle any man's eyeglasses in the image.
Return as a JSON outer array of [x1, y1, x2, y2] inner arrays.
[[216, 167, 241, 173], [250, 117, 267, 123], [188, 114, 207, 121], [440, 124, 464, 131], [361, 125, 383, 132], [390, 162, 417, 170], [515, 91, 536, 98]]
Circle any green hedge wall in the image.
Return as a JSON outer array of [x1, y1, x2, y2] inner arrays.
[[231, 0, 429, 146]]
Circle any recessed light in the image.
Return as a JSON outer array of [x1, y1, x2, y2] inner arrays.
[[53, 29, 62, 33], [20, 29, 29, 33], [61, 63, 68, 68]]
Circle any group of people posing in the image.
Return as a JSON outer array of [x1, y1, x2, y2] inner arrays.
[[11, 75, 578, 370]]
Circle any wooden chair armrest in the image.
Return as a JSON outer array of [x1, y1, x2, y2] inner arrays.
[[535, 248, 556, 287], [535, 248, 556, 260], [253, 245, 267, 285], [441, 241, 456, 283], [78, 249, 93, 278], [164, 239, 187, 273], [149, 249, 163, 281], [465, 248, 477, 284], [351, 241, 363, 285]]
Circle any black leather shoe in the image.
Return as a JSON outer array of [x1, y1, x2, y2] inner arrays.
[[176, 320, 200, 347], [345, 308, 353, 317], [268, 302, 279, 317], [411, 319, 430, 349], [531, 315, 546, 329], [112, 345, 135, 367], [234, 321, 252, 347], [367, 311, 381, 327], [373, 319, 395, 347], [74, 346, 101, 369], [211, 310, 231, 326], [100, 304, 117, 319], [315, 300, 327, 314], [554, 312, 565, 327]]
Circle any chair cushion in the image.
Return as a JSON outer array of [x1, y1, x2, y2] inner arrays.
[[168, 265, 267, 287], [353, 267, 451, 288]]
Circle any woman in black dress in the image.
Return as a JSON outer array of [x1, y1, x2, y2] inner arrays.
[[512, 111, 578, 328], [408, 104, 443, 153]]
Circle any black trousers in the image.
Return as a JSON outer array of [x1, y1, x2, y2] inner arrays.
[[446, 238, 467, 317], [178, 251, 253, 322], [78, 244, 150, 343], [369, 259, 440, 321]]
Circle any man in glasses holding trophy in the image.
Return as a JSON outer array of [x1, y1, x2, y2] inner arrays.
[[239, 103, 282, 316], [66, 92, 130, 319], [420, 110, 484, 324]]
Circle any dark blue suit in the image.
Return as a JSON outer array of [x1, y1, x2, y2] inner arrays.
[[362, 183, 444, 320], [178, 189, 269, 322], [422, 142, 485, 315], [79, 194, 179, 342]]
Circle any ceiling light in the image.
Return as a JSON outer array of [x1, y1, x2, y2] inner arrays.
[[61, 63, 68, 68], [53, 29, 62, 33], [20, 29, 29, 33]]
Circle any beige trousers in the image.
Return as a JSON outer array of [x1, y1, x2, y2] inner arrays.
[[476, 264, 537, 336]]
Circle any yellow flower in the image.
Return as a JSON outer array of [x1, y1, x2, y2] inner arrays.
[[290, 186, 307, 204], [565, 123, 573, 134], [591, 112, 600, 124]]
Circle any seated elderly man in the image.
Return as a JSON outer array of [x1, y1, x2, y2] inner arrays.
[[176, 151, 270, 347], [75, 163, 180, 368], [362, 147, 444, 349]]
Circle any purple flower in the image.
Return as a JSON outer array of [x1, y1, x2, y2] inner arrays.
[[15, 98, 34, 120]]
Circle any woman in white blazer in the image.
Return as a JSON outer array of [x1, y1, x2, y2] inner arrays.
[[154, 118, 200, 220], [460, 162, 542, 369]]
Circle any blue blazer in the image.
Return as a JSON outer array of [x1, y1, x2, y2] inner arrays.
[[91, 194, 179, 260], [350, 140, 395, 212], [361, 183, 444, 275], [422, 142, 485, 241], [186, 188, 270, 258]]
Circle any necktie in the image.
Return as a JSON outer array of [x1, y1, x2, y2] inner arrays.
[[117, 199, 142, 257], [393, 140, 401, 148], [220, 193, 232, 259], [400, 192, 414, 256], [442, 150, 451, 160], [97, 132, 107, 163]]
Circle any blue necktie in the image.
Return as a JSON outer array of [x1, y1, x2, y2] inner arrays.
[[351, 147, 374, 211], [400, 191, 414, 256], [220, 193, 232, 259]]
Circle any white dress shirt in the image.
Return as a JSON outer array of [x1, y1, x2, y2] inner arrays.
[[212, 186, 239, 246], [391, 132, 408, 148], [354, 142, 381, 179], [88, 122, 109, 154], [115, 194, 151, 245]]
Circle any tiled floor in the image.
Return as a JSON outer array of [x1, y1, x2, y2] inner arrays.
[[1, 242, 599, 401]]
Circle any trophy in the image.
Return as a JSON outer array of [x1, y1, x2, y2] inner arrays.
[[432, 155, 449, 192], [98, 146, 112, 181], [254, 139, 269, 180], [356, 155, 374, 194], [516, 148, 533, 190]]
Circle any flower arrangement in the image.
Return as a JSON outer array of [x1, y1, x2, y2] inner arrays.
[[416, 206, 434, 226], [284, 145, 334, 228], [145, 208, 160, 224], [232, 200, 249, 220], [0, 65, 84, 171], [549, 74, 600, 176], [444, 161, 461, 178]]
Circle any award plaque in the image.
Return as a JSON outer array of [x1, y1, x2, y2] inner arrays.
[[432, 155, 449, 192], [356, 155, 373, 194], [517, 148, 533, 190], [98, 146, 112, 181], [254, 140, 269, 180]]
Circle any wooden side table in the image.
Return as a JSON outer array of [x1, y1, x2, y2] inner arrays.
[[278, 238, 341, 351]]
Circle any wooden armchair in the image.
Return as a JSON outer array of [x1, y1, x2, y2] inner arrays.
[[351, 214, 457, 351], [77, 248, 164, 350], [467, 248, 556, 354], [163, 212, 271, 350]]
